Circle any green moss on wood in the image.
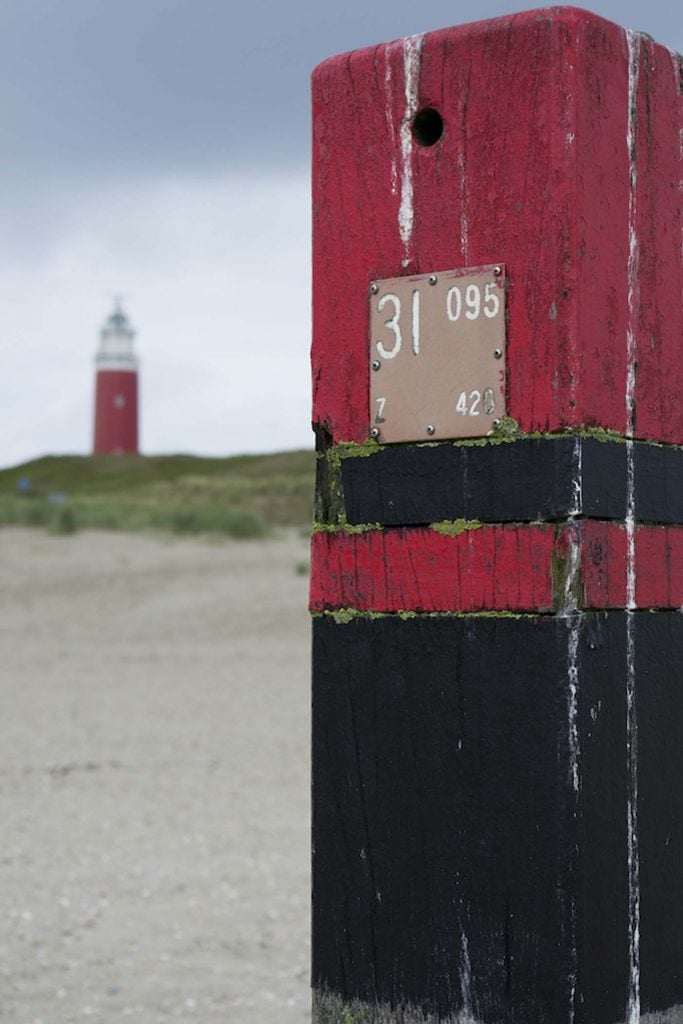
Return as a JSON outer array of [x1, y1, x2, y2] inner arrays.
[[312, 522, 383, 534], [430, 519, 483, 537], [328, 608, 357, 624], [312, 608, 533, 622], [551, 528, 583, 612], [575, 425, 625, 443]]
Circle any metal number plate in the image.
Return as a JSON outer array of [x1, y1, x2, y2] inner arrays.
[[369, 264, 506, 443]]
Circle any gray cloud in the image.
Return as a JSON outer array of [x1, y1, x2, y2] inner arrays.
[[0, 0, 680, 186]]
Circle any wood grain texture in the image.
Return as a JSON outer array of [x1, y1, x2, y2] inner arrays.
[[631, 41, 683, 443], [338, 437, 683, 528], [341, 438, 582, 527], [310, 526, 558, 613], [636, 615, 683, 1014], [313, 614, 578, 1023], [311, 9, 682, 445], [311, 521, 683, 612], [324, 436, 683, 529], [582, 521, 683, 608], [313, 612, 683, 1022], [311, 10, 683, 1023]]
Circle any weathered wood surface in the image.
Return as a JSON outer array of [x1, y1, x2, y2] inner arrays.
[[311, 525, 558, 612], [583, 521, 683, 608], [310, 6, 683, 1023], [313, 613, 683, 1024], [312, 8, 683, 446], [338, 437, 683, 528], [312, 522, 683, 612]]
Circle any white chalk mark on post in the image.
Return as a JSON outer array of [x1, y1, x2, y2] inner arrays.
[[565, 601, 581, 795], [563, 439, 582, 792], [562, 435, 582, 1024], [458, 145, 469, 263], [398, 34, 424, 266], [569, 435, 583, 519], [384, 49, 398, 198], [459, 927, 476, 1024], [625, 28, 641, 1024]]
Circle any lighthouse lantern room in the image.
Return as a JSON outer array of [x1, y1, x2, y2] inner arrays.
[[93, 300, 139, 454]]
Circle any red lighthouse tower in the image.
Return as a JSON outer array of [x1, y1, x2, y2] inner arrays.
[[93, 300, 139, 454]]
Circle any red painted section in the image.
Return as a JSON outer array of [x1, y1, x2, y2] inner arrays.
[[583, 521, 683, 609], [93, 370, 139, 454], [310, 526, 558, 613], [311, 8, 683, 445], [573, 17, 630, 435], [630, 42, 683, 442], [312, 522, 683, 613]]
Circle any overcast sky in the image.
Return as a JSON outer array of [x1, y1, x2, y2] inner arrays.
[[0, 0, 681, 467]]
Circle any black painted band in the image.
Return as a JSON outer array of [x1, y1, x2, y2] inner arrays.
[[313, 612, 683, 1023], [338, 437, 683, 527]]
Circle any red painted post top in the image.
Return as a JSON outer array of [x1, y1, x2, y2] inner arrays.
[[312, 6, 683, 445]]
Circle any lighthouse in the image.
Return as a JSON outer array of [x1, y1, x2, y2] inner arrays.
[[93, 300, 139, 454]]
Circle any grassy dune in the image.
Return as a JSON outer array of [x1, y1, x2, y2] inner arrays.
[[0, 451, 315, 537]]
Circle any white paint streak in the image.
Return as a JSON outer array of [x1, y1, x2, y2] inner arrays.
[[566, 601, 580, 1024], [563, 535, 581, 614], [459, 928, 476, 1024], [625, 29, 640, 449], [626, 441, 637, 605], [570, 435, 583, 519], [458, 147, 469, 263], [563, 436, 582, 1024], [566, 604, 580, 796], [384, 49, 398, 198], [626, 598, 640, 1024], [398, 34, 424, 266], [625, 28, 641, 1024], [563, 439, 582, 792]]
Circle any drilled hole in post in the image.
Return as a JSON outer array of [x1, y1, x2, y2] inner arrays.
[[412, 107, 444, 147]]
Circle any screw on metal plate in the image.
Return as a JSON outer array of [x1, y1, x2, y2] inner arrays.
[[426, 424, 435, 435], [372, 360, 381, 371], [428, 275, 438, 286], [370, 427, 380, 439], [493, 266, 502, 276], [370, 283, 379, 294], [493, 419, 501, 428], [494, 348, 503, 359]]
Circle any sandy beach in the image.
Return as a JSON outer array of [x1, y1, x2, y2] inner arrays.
[[0, 527, 312, 1023]]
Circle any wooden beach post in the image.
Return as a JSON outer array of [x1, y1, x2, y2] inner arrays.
[[310, 7, 683, 1023]]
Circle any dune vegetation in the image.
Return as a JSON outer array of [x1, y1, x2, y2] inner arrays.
[[0, 450, 315, 538]]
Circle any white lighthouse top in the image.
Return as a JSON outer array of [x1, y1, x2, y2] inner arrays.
[[95, 299, 138, 371]]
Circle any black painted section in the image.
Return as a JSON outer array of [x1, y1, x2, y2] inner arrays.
[[313, 614, 675, 1023], [339, 437, 683, 527], [634, 443, 683, 524], [576, 614, 629, 1024], [636, 613, 683, 1014], [313, 615, 572, 1022], [581, 439, 627, 520], [341, 437, 579, 526]]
